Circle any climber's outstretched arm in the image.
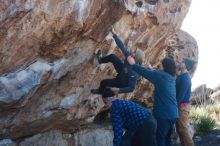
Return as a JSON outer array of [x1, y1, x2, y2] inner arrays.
[[111, 27, 130, 58]]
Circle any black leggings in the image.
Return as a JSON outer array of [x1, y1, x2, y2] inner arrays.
[[100, 54, 123, 74], [98, 54, 125, 93]]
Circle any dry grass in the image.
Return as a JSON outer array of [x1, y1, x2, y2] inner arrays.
[[189, 104, 220, 135], [190, 104, 220, 126]]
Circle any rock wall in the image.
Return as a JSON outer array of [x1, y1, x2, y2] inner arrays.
[[0, 0, 198, 145], [0, 126, 113, 146]]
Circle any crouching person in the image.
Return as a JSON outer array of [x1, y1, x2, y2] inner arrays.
[[102, 88, 157, 146]]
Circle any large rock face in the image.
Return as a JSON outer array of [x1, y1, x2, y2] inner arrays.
[[0, 126, 113, 146], [0, 0, 198, 145]]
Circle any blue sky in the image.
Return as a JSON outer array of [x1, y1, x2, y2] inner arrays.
[[181, 0, 220, 89]]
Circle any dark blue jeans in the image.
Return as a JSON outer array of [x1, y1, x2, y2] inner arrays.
[[120, 130, 134, 146], [98, 54, 126, 94], [120, 116, 157, 146], [156, 118, 177, 146]]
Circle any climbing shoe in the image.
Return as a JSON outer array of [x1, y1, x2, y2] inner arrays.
[[96, 50, 103, 64], [91, 89, 101, 94]]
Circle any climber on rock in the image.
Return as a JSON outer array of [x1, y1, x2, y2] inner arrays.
[[91, 26, 145, 95], [127, 56, 179, 146], [102, 88, 157, 146]]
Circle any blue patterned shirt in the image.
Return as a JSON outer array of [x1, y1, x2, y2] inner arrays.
[[110, 99, 150, 146]]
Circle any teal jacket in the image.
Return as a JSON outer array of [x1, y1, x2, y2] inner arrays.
[[132, 64, 179, 119]]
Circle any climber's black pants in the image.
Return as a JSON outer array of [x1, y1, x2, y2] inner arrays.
[[100, 54, 123, 74], [98, 54, 126, 94], [120, 116, 157, 146]]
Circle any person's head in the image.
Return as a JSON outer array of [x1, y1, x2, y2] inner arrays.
[[102, 88, 116, 108], [131, 48, 145, 64], [161, 57, 176, 76]]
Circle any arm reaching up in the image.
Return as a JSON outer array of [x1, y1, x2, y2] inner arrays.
[[111, 27, 130, 58]]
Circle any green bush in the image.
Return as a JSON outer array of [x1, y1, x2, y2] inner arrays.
[[196, 115, 216, 135]]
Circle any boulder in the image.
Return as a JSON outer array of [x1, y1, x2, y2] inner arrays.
[[0, 0, 198, 143]]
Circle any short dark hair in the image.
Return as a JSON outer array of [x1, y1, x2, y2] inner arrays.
[[102, 88, 115, 98], [162, 57, 176, 76]]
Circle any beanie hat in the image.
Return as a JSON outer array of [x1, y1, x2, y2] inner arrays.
[[102, 88, 115, 98], [135, 48, 145, 64], [183, 58, 197, 71]]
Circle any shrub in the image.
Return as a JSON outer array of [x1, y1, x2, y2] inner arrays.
[[205, 105, 220, 115], [189, 108, 201, 120], [195, 115, 216, 136]]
